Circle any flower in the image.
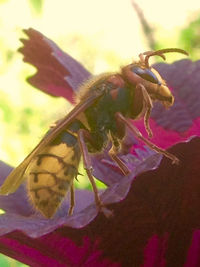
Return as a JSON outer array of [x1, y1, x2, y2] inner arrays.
[[0, 28, 199, 266]]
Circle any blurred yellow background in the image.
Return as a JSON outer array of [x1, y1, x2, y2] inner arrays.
[[0, 0, 199, 166]]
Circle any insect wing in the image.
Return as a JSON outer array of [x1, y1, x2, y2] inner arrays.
[[0, 90, 104, 195]]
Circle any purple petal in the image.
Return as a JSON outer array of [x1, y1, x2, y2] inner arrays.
[[91, 145, 162, 186], [19, 28, 91, 103], [0, 161, 13, 184], [153, 59, 200, 133]]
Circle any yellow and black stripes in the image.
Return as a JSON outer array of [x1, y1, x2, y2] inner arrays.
[[26, 120, 84, 218]]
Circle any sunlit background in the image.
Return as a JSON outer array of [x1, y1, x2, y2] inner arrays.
[[0, 0, 200, 265]]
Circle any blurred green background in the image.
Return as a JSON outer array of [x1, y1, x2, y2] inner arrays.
[[0, 0, 200, 265]]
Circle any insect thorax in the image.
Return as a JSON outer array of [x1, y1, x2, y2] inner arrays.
[[83, 79, 133, 152]]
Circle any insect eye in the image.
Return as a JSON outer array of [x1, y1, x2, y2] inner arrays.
[[131, 66, 161, 85]]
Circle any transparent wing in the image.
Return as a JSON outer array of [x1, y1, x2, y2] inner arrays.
[[0, 89, 104, 195]]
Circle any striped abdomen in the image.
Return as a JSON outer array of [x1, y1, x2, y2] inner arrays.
[[26, 120, 82, 218]]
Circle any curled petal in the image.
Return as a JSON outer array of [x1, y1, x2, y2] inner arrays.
[[19, 28, 91, 103]]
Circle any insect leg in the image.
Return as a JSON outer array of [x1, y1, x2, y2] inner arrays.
[[108, 134, 130, 176], [136, 83, 153, 138], [68, 181, 75, 216], [77, 129, 105, 212], [115, 112, 179, 165]]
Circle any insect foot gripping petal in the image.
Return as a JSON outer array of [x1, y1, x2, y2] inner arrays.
[[115, 112, 180, 165], [27, 135, 81, 218]]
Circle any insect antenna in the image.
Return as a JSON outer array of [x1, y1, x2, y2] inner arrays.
[[143, 48, 188, 68], [139, 50, 165, 66]]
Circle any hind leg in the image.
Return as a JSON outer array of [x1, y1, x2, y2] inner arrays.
[[68, 181, 75, 216]]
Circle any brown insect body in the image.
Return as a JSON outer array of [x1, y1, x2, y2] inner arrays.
[[0, 48, 188, 218]]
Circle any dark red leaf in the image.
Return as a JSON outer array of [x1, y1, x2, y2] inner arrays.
[[0, 138, 199, 266]]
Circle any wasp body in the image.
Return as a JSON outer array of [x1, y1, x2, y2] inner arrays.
[[0, 48, 188, 218]]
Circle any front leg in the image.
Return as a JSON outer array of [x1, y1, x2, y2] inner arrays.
[[136, 83, 153, 138]]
